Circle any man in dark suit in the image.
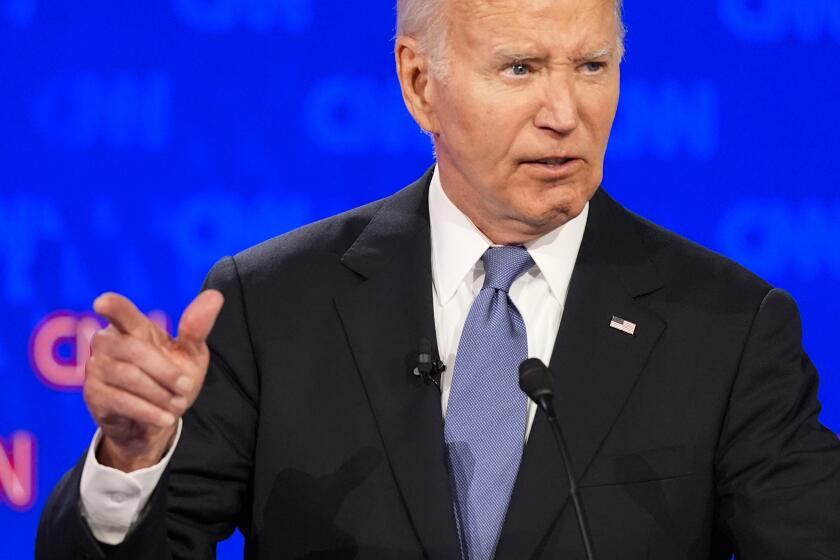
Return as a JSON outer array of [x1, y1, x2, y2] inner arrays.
[[37, 0, 840, 558]]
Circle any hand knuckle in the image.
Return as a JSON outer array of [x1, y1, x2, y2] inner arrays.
[[110, 391, 129, 411], [126, 338, 150, 365], [115, 361, 138, 383], [165, 366, 182, 384], [88, 358, 110, 383], [96, 361, 113, 383], [90, 330, 107, 353], [100, 361, 121, 384]]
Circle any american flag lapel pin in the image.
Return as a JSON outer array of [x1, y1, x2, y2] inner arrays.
[[610, 315, 637, 336]]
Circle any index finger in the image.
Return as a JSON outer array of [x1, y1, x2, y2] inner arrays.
[[94, 292, 153, 340]]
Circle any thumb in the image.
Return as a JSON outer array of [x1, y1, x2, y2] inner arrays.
[[177, 289, 225, 350]]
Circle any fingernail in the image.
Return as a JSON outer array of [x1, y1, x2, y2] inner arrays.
[[160, 412, 176, 426], [175, 376, 194, 394], [170, 396, 188, 410]]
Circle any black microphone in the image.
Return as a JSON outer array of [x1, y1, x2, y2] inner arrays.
[[519, 358, 597, 560], [413, 338, 445, 389]]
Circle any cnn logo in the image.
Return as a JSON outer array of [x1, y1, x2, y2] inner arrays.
[[0, 432, 36, 510]]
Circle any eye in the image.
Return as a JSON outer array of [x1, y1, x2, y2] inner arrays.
[[583, 61, 606, 73], [506, 62, 532, 77]]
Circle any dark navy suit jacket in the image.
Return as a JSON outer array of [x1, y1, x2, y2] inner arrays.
[[37, 168, 840, 559]]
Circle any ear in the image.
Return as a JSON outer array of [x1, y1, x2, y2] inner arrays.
[[395, 36, 440, 135]]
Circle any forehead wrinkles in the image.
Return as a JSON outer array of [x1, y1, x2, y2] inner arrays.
[[447, 0, 620, 58], [448, 0, 545, 54], [449, 0, 541, 26], [447, 0, 619, 44]]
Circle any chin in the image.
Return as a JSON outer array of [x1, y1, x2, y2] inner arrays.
[[526, 187, 590, 224], [511, 205, 579, 234]]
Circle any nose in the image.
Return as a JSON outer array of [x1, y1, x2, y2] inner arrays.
[[533, 74, 579, 135]]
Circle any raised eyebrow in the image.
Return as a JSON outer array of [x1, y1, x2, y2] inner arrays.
[[492, 48, 549, 63], [571, 46, 615, 63]]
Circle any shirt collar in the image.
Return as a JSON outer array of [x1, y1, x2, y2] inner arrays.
[[428, 165, 589, 306]]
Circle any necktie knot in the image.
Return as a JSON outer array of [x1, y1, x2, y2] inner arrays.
[[481, 246, 535, 292]]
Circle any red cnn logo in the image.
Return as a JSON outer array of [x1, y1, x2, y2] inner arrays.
[[0, 432, 37, 511], [30, 310, 171, 390]]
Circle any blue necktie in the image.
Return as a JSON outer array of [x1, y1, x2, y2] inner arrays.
[[444, 246, 535, 560]]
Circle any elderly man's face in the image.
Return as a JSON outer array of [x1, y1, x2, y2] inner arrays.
[[409, 0, 621, 243]]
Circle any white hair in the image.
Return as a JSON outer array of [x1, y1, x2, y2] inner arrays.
[[396, 0, 627, 75], [396, 0, 450, 75]]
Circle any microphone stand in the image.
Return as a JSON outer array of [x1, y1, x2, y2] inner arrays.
[[520, 359, 597, 560], [539, 396, 596, 560]]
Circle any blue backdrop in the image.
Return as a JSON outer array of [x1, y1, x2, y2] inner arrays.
[[2, 0, 839, 556]]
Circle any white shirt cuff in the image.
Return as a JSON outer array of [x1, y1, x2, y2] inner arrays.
[[79, 420, 183, 545]]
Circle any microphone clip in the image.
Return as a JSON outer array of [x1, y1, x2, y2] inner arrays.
[[413, 339, 446, 389]]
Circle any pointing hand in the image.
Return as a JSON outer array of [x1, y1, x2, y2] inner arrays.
[[84, 290, 224, 472]]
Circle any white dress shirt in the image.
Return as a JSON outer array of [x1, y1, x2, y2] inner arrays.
[[80, 419, 183, 544], [429, 166, 588, 436], [79, 165, 588, 544]]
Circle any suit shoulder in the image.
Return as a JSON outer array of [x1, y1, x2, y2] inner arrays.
[[625, 207, 773, 304], [203, 167, 433, 293], [199, 197, 384, 297], [231, 197, 386, 276]]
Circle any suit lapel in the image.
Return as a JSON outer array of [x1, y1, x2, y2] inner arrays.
[[334, 168, 461, 558], [334, 175, 666, 559], [496, 189, 666, 559]]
